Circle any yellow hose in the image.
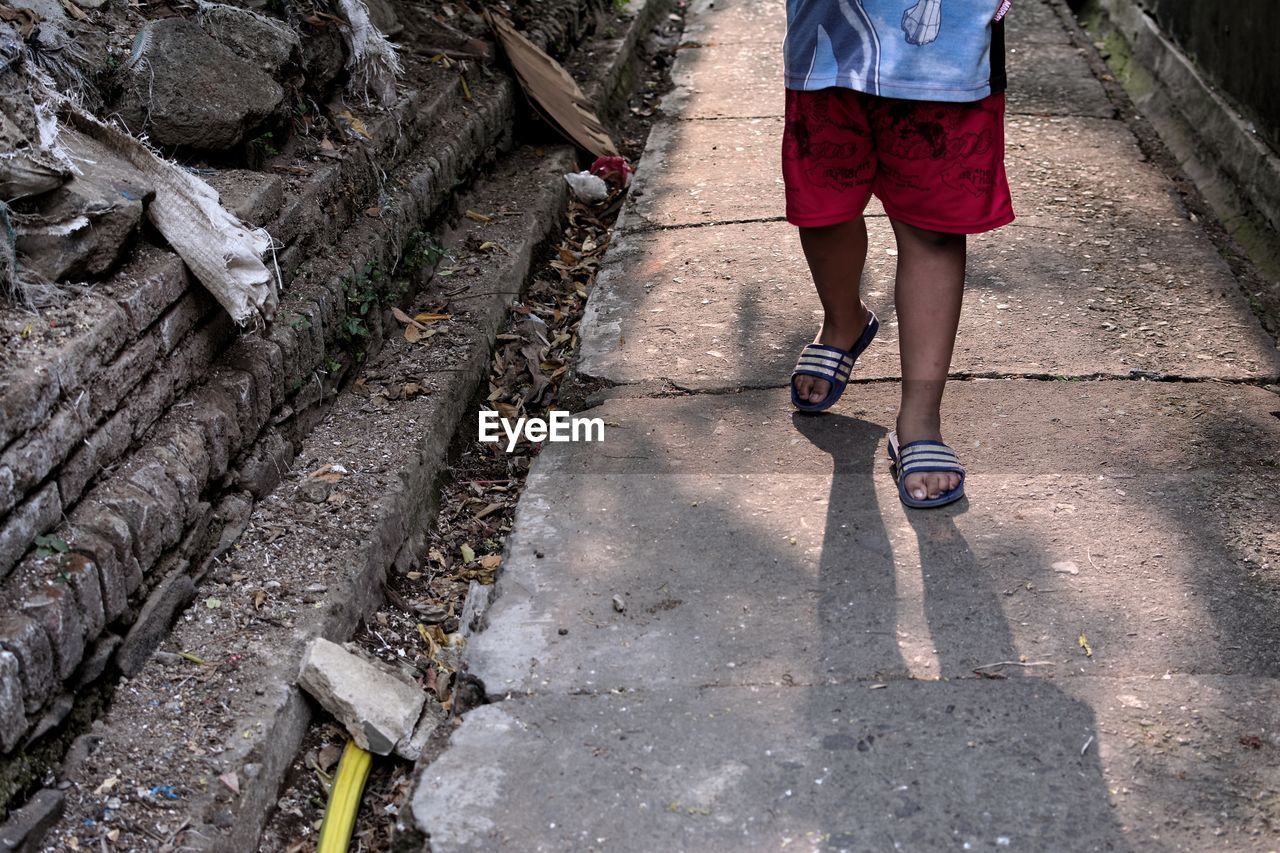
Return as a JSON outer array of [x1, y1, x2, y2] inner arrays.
[[316, 740, 373, 853]]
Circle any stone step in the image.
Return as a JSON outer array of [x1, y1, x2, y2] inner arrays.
[[413, 675, 1280, 851]]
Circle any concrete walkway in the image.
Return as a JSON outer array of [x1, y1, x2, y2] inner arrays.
[[412, 1, 1280, 850]]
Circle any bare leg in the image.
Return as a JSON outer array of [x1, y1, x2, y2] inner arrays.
[[794, 217, 873, 404], [890, 218, 966, 501]]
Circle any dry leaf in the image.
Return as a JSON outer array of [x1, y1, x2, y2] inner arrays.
[[253, 590, 267, 610], [478, 554, 502, 570], [464, 209, 493, 223], [460, 543, 476, 563], [1078, 633, 1093, 657], [219, 771, 240, 795], [414, 312, 451, 323], [309, 464, 348, 483], [336, 110, 371, 139]]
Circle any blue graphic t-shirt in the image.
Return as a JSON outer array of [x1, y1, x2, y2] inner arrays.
[[784, 0, 1008, 102]]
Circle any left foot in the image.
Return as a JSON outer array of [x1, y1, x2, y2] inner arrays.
[[893, 415, 962, 502]]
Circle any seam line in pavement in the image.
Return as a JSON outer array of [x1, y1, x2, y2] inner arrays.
[[587, 373, 1280, 398], [662, 110, 1120, 122], [484, 670, 1280, 703]]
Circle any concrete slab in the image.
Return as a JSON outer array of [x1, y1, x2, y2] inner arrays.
[[579, 218, 1280, 385], [681, 0, 785, 46], [465, 384, 1280, 695], [663, 42, 784, 119], [414, 675, 1280, 851], [628, 115, 1187, 231], [1004, 115, 1189, 229], [627, 117, 785, 229], [1007, 44, 1115, 118], [1005, 0, 1074, 46]]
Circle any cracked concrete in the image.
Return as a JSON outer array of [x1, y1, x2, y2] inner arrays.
[[413, 0, 1280, 850]]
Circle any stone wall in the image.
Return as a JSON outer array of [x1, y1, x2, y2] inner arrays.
[[1132, 0, 1279, 153], [0, 0, 607, 800]]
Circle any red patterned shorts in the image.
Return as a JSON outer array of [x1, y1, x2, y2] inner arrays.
[[782, 88, 1015, 234]]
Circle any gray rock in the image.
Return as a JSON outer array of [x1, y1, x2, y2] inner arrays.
[[297, 638, 425, 757], [115, 571, 197, 677], [12, 128, 152, 282], [0, 650, 24, 752], [300, 25, 347, 96], [0, 483, 61, 580], [363, 0, 403, 38], [0, 613, 55, 713], [117, 18, 284, 149], [0, 788, 64, 852], [196, 3, 301, 77]]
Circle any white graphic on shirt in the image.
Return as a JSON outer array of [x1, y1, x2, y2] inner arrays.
[[902, 0, 942, 45]]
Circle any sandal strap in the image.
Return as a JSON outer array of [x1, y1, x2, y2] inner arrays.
[[897, 440, 966, 478], [792, 343, 854, 383]]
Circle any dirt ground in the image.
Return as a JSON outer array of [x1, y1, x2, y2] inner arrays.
[[255, 6, 685, 851]]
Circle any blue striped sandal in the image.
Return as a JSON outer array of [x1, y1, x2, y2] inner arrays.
[[790, 312, 879, 412], [887, 431, 966, 509]]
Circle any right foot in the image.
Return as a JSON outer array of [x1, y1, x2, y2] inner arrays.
[[793, 304, 874, 405]]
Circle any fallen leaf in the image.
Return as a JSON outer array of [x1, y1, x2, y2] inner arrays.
[[219, 771, 240, 795], [335, 110, 370, 139], [460, 543, 476, 563], [414, 312, 451, 323], [309, 464, 348, 483], [478, 554, 502, 570], [94, 775, 119, 795], [1078, 633, 1093, 658], [473, 502, 504, 520], [405, 324, 437, 344], [253, 590, 267, 610], [464, 209, 493, 223]]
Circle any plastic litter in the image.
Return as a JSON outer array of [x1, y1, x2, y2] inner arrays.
[[563, 170, 609, 204]]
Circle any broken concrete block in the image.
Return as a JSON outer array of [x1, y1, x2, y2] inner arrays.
[[298, 638, 426, 757], [116, 18, 285, 150], [398, 696, 448, 762]]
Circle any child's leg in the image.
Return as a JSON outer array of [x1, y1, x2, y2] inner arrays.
[[793, 217, 874, 404], [890, 218, 965, 502]]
